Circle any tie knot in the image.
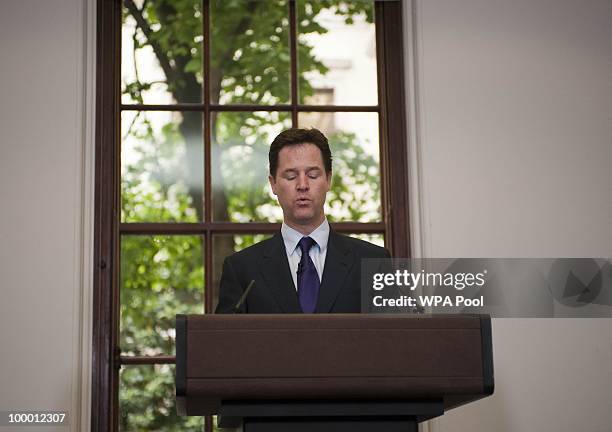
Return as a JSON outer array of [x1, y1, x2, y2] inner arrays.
[[298, 236, 317, 254]]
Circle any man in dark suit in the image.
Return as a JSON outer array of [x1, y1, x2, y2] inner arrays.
[[215, 128, 390, 314]]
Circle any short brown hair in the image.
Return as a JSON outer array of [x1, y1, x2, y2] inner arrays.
[[269, 128, 332, 177]]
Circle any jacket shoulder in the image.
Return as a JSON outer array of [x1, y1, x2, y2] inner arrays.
[[333, 232, 390, 258], [225, 234, 279, 264]]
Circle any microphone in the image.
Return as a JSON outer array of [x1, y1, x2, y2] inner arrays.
[[233, 279, 255, 314]]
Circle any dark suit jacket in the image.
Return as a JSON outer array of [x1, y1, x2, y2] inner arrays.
[[215, 229, 390, 314]]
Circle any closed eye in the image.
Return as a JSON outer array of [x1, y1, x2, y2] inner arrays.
[[282, 170, 298, 180], [307, 169, 322, 179]]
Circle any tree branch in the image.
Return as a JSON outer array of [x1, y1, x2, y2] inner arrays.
[[124, 0, 176, 84]]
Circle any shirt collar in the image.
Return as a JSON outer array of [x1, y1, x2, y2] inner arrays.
[[281, 219, 330, 256]]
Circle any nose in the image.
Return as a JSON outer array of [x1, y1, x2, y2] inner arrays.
[[296, 173, 309, 191]]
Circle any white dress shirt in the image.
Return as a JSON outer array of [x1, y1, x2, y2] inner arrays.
[[281, 219, 330, 290]]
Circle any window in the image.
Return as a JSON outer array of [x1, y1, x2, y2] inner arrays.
[[93, 0, 409, 431]]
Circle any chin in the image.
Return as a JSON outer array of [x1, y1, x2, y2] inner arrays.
[[291, 211, 316, 223], [294, 215, 315, 224]]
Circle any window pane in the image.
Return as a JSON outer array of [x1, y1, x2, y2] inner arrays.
[[120, 235, 204, 356], [298, 112, 381, 222], [212, 234, 273, 310], [297, 1, 377, 105], [121, 111, 204, 222], [122, 0, 203, 104], [212, 111, 291, 222], [211, 0, 290, 105], [119, 364, 203, 431], [349, 233, 385, 248]]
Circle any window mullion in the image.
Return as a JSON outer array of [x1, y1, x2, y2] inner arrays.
[[289, 0, 298, 126]]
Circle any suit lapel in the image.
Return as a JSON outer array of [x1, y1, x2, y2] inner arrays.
[[260, 232, 302, 313], [316, 230, 354, 313]]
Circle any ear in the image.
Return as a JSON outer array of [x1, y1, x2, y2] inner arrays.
[[268, 174, 278, 195]]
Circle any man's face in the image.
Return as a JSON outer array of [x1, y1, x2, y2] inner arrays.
[[269, 143, 331, 230]]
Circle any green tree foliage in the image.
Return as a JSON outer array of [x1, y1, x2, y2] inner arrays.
[[119, 1, 379, 430]]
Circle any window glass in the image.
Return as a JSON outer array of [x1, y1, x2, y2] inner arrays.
[[122, 0, 203, 104], [120, 235, 204, 356]]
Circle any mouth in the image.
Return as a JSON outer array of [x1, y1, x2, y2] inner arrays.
[[295, 198, 311, 206]]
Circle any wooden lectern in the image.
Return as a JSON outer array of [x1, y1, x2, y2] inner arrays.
[[176, 314, 494, 431]]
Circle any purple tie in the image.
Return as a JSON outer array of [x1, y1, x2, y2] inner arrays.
[[297, 237, 320, 313]]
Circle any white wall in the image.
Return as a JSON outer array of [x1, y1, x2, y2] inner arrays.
[[0, 1, 93, 431], [404, 0, 612, 431]]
